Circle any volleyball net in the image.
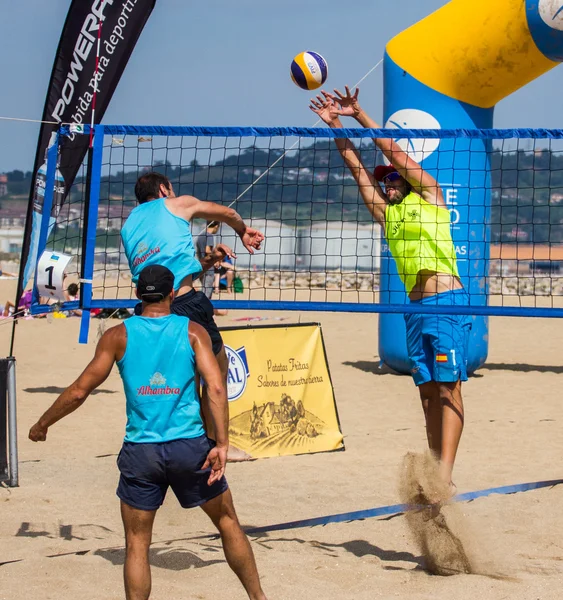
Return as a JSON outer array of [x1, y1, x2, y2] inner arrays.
[[29, 125, 563, 334]]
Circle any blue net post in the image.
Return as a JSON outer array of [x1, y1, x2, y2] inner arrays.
[[79, 125, 104, 344]]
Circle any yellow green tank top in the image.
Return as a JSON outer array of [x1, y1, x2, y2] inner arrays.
[[385, 192, 459, 293]]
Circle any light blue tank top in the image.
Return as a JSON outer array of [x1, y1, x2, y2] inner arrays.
[[117, 314, 205, 443], [121, 198, 202, 290]]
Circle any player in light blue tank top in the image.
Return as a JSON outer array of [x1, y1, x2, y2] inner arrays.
[[121, 198, 202, 290], [121, 172, 264, 295], [28, 264, 268, 600], [117, 313, 204, 443], [121, 172, 265, 462]]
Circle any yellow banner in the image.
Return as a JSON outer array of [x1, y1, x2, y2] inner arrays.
[[220, 323, 344, 459]]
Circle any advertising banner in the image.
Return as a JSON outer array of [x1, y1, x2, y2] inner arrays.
[[220, 323, 344, 459], [18, 0, 156, 300]]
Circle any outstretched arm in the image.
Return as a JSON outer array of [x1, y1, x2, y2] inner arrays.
[[170, 196, 264, 254], [189, 322, 228, 484], [28, 325, 125, 441], [310, 94, 387, 226], [329, 86, 445, 208]]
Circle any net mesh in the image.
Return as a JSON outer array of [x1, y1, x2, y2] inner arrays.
[[36, 126, 563, 314]]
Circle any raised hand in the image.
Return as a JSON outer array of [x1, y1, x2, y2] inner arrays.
[[239, 226, 264, 254], [331, 85, 361, 118], [309, 93, 341, 126]]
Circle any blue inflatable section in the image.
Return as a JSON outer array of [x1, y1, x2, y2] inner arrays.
[[378, 53, 494, 375], [526, 1, 563, 62]]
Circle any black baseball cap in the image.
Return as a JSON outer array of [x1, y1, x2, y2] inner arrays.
[[137, 265, 174, 301]]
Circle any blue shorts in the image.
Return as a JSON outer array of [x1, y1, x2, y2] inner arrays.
[[404, 289, 472, 386], [116, 435, 229, 511]]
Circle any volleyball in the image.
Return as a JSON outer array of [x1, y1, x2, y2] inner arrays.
[[290, 51, 328, 91]]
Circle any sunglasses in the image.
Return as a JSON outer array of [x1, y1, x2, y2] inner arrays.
[[383, 171, 401, 183]]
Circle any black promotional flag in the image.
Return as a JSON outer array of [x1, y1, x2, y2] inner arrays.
[[18, 0, 156, 297]]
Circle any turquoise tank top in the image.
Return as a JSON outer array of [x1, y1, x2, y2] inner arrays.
[[121, 199, 202, 290], [117, 314, 204, 443]]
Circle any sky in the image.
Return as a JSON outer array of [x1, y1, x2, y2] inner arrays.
[[0, 0, 561, 173]]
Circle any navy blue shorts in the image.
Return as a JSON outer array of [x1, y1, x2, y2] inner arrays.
[[172, 290, 223, 355], [116, 435, 229, 511], [134, 289, 223, 355], [404, 289, 472, 386]]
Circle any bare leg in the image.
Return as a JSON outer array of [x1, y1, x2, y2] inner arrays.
[[226, 270, 235, 293], [438, 380, 464, 485], [201, 490, 267, 600], [212, 280, 228, 315], [120, 501, 157, 600], [201, 346, 252, 462], [3, 300, 14, 317], [418, 381, 442, 457]]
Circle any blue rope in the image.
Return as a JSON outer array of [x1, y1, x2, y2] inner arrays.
[[245, 478, 563, 535]]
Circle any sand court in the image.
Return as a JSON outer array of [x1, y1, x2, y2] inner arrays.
[[1, 277, 563, 599]]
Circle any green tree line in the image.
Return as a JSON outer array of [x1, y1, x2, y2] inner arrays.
[[2, 143, 563, 242]]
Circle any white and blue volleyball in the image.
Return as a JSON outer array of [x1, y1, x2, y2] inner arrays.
[[290, 51, 328, 90]]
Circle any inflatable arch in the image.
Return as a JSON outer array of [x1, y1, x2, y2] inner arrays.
[[379, 0, 563, 374]]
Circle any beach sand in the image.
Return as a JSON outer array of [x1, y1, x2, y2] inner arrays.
[[1, 277, 563, 599]]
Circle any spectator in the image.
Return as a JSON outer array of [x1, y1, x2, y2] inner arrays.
[[214, 256, 236, 294], [195, 221, 221, 299], [63, 282, 82, 317], [0, 265, 17, 278], [3, 289, 32, 318]]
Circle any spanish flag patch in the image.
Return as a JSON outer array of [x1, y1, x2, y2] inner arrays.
[[436, 353, 448, 363]]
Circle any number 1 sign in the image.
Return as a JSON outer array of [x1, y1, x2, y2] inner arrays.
[[36, 251, 73, 302]]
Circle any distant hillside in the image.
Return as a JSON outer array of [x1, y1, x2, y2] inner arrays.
[[2, 143, 563, 242]]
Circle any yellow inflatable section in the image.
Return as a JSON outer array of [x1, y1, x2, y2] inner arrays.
[[387, 0, 558, 108]]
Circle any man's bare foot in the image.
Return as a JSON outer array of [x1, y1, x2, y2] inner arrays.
[[227, 445, 254, 462], [214, 308, 228, 316]]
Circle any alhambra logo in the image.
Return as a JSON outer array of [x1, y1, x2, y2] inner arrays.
[[133, 243, 161, 267], [150, 373, 166, 385], [137, 372, 180, 396]]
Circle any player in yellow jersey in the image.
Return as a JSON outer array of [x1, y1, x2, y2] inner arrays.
[[310, 86, 471, 495]]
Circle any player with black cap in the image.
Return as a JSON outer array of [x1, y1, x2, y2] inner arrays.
[[29, 265, 268, 600]]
